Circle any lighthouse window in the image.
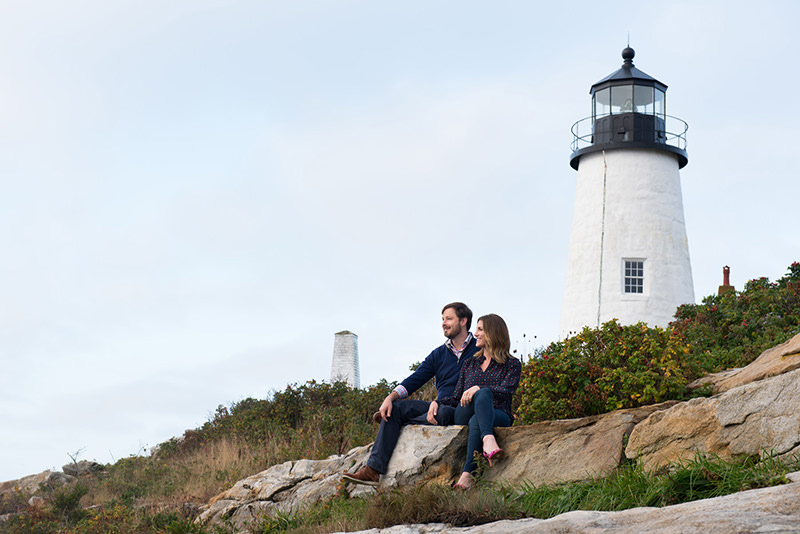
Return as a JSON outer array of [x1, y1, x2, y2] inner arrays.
[[634, 86, 654, 113], [611, 85, 633, 114], [595, 88, 610, 117], [654, 89, 665, 118], [623, 260, 644, 294]]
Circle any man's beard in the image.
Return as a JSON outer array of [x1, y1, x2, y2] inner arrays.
[[446, 323, 462, 340]]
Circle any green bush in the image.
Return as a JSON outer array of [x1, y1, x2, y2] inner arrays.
[[0, 491, 27, 516], [671, 261, 800, 373], [49, 483, 90, 526], [516, 320, 697, 423]]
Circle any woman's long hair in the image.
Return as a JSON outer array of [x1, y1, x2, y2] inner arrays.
[[475, 313, 511, 364]]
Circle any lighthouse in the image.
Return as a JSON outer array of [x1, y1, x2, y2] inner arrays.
[[559, 47, 694, 338], [331, 330, 360, 388]]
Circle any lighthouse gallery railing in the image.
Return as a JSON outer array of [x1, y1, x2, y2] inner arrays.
[[570, 114, 688, 154]]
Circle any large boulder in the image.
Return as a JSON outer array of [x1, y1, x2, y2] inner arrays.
[[381, 425, 467, 487], [627, 366, 800, 471], [689, 331, 800, 394], [486, 402, 677, 485], [62, 460, 103, 478]]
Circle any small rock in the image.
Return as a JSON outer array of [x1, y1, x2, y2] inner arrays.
[[182, 502, 203, 519], [62, 460, 103, 477], [46, 471, 77, 488]]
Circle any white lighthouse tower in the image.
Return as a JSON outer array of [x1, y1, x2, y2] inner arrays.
[[559, 47, 694, 338], [331, 330, 360, 388]]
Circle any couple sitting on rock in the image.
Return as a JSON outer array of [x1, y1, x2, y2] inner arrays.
[[343, 302, 522, 490]]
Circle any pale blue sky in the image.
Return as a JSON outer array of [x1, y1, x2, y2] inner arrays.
[[1, 0, 797, 481]]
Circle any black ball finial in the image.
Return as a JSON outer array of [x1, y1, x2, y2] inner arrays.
[[622, 46, 635, 66]]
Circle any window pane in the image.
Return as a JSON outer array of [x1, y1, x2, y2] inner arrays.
[[595, 88, 610, 117], [654, 89, 665, 117], [611, 85, 633, 114], [634, 86, 654, 113]]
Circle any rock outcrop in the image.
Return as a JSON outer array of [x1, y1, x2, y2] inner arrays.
[[486, 402, 677, 485], [0, 470, 77, 498], [198, 444, 372, 530], [0, 461, 103, 503], [626, 365, 800, 471], [197, 426, 469, 531]]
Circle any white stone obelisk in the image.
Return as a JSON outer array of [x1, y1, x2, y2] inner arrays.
[[559, 47, 694, 338], [330, 331, 360, 388]]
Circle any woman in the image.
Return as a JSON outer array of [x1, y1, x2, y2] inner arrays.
[[427, 313, 521, 489]]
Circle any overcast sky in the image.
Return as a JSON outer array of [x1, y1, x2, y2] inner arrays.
[[1, 0, 798, 481]]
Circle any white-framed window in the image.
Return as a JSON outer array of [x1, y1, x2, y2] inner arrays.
[[623, 259, 645, 294]]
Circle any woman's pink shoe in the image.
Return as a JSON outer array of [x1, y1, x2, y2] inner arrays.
[[482, 448, 505, 467]]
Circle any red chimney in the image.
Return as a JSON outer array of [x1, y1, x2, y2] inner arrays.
[[718, 266, 735, 295]]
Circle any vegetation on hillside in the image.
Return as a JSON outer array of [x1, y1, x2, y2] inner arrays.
[[2, 262, 799, 534], [4, 452, 799, 534]]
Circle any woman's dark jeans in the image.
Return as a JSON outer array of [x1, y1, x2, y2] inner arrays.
[[454, 388, 511, 474]]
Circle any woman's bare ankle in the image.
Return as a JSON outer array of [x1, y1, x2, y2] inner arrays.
[[455, 472, 473, 488], [483, 435, 499, 452]]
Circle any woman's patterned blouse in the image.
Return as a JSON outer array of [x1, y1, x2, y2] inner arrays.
[[439, 353, 521, 421]]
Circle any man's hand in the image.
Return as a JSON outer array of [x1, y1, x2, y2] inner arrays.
[[426, 401, 439, 425], [379, 391, 399, 421], [460, 386, 481, 406]]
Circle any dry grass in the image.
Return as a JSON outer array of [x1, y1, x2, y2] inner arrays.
[[363, 484, 521, 529], [85, 437, 277, 508], [170, 438, 271, 503]]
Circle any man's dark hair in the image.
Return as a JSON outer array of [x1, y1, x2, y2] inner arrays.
[[441, 302, 473, 331]]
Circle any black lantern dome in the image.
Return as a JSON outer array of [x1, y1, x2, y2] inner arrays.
[[569, 47, 688, 170]]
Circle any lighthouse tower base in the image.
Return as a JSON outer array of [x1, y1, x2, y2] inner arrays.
[[559, 148, 694, 338]]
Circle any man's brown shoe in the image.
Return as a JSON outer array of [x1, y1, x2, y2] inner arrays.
[[342, 465, 380, 486], [372, 411, 382, 424]]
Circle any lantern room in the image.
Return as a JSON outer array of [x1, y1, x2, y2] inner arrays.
[[569, 47, 688, 170]]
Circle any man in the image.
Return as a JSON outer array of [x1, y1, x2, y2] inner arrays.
[[342, 302, 478, 486]]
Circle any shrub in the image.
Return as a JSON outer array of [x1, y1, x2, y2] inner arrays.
[[0, 491, 27, 516], [670, 261, 800, 373], [49, 483, 90, 526], [515, 320, 697, 423], [3, 504, 62, 534], [70, 503, 141, 534]]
